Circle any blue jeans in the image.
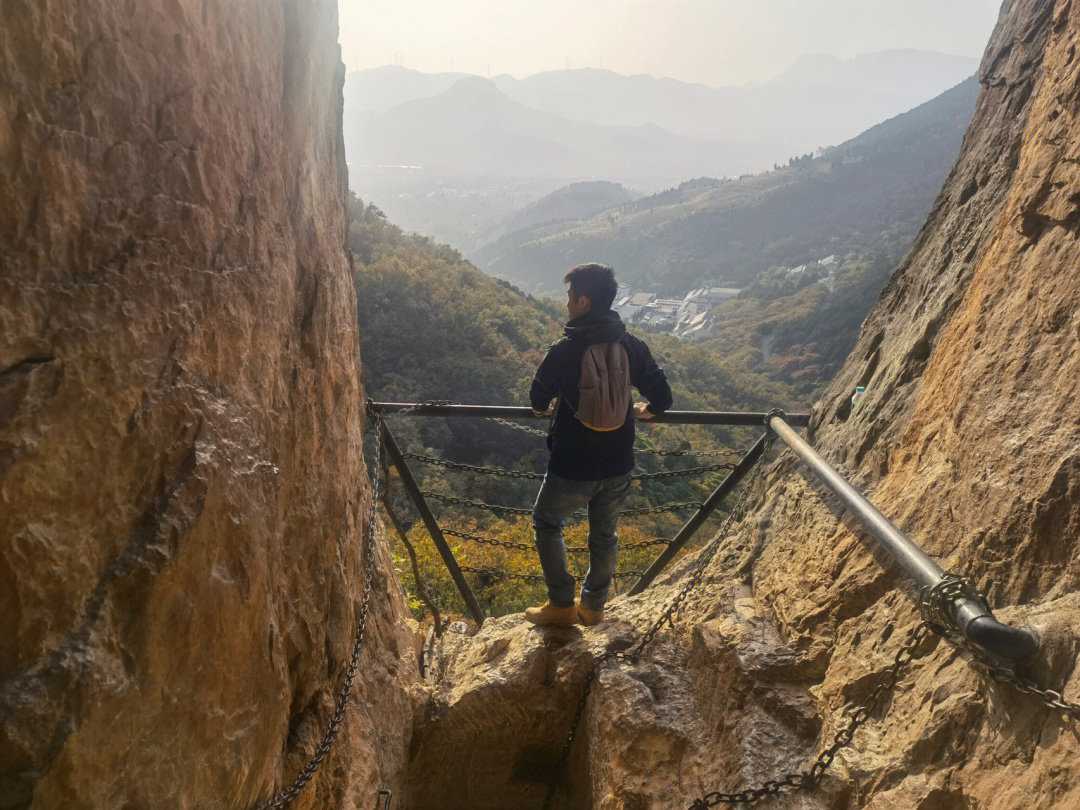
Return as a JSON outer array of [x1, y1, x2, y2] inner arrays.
[[532, 472, 632, 610]]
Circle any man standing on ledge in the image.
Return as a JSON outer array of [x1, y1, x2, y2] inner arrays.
[[525, 263, 672, 627]]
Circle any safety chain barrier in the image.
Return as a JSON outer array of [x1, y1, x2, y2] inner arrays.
[[254, 410, 387, 810], [633, 460, 736, 480], [422, 492, 534, 516], [402, 452, 545, 480], [640, 445, 741, 458], [489, 415, 550, 437], [404, 450, 736, 482], [442, 526, 671, 553], [973, 662, 1080, 719], [423, 490, 702, 517], [460, 565, 643, 584], [543, 431, 776, 809]]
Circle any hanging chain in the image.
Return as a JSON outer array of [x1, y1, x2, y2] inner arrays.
[[972, 663, 1080, 718], [403, 452, 545, 480], [459, 565, 642, 584], [403, 451, 733, 482], [255, 409, 387, 810], [423, 491, 701, 518], [488, 415, 550, 437], [442, 526, 670, 553], [633, 461, 736, 480], [687, 574, 1080, 807], [422, 492, 534, 516], [640, 445, 742, 458]]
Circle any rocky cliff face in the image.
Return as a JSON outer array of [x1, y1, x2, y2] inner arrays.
[[402, 1, 1080, 807], [1, 3, 418, 809]]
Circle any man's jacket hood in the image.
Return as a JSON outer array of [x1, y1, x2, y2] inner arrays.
[[563, 308, 627, 345]]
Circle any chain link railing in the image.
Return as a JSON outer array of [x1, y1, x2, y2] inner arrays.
[[402, 452, 546, 480], [689, 620, 934, 807], [422, 490, 702, 518], [442, 526, 671, 553], [460, 565, 643, 584], [404, 450, 735, 482]]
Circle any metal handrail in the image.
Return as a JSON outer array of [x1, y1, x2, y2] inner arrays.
[[768, 414, 1039, 664], [370, 401, 812, 427]]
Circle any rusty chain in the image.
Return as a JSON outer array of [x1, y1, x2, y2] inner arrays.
[[459, 565, 642, 584], [442, 526, 670, 553], [403, 452, 545, 480], [423, 490, 701, 517], [422, 491, 533, 516], [406, 405, 744, 458], [488, 415, 551, 437], [633, 460, 737, 480], [972, 662, 1080, 719], [641, 445, 741, 458], [404, 450, 734, 482]]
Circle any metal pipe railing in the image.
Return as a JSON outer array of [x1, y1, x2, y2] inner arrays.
[[768, 415, 1039, 664], [370, 402, 811, 427]]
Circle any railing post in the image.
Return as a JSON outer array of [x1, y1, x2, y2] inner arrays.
[[767, 414, 1038, 664], [379, 419, 487, 625], [628, 430, 772, 596]]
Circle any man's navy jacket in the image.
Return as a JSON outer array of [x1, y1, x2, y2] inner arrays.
[[530, 308, 673, 481]]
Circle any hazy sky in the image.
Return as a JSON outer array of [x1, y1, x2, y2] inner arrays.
[[338, 0, 1003, 86]]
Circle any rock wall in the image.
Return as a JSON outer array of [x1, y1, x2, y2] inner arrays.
[[401, 0, 1080, 807], [0, 3, 418, 809]]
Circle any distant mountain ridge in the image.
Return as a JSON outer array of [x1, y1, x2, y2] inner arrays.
[[343, 76, 742, 182], [344, 51, 977, 183]]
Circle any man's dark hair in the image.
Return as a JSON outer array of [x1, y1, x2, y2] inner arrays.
[[564, 263, 618, 311]]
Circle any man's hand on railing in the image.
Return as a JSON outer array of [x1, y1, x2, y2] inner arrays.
[[532, 407, 554, 417], [634, 402, 656, 420]]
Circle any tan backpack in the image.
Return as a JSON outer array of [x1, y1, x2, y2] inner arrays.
[[576, 342, 631, 431]]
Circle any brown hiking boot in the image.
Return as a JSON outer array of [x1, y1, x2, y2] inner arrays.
[[524, 601, 578, 627], [575, 601, 604, 626]]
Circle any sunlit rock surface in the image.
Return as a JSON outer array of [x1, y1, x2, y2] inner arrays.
[[0, 2, 419, 808], [403, 1, 1080, 807]]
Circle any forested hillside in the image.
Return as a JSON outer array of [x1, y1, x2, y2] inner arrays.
[[473, 76, 979, 296]]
